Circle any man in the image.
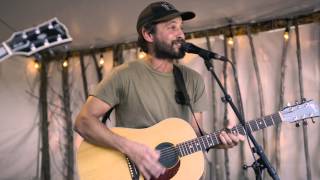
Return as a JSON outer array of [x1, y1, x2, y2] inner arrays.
[[75, 1, 244, 179]]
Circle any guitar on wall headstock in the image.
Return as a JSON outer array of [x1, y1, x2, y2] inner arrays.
[[0, 18, 72, 62]]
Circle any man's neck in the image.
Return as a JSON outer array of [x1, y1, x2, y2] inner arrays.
[[145, 56, 174, 73]]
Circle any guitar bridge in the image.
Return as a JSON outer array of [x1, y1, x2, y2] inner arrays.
[[126, 156, 140, 180]]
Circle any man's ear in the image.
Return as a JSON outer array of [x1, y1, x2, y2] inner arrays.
[[141, 27, 154, 43]]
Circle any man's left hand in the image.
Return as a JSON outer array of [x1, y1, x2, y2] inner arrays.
[[215, 125, 245, 149]]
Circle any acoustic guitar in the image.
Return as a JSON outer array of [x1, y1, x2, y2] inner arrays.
[[77, 100, 319, 180]]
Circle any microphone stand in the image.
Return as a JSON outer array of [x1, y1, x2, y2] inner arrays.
[[201, 55, 280, 180]]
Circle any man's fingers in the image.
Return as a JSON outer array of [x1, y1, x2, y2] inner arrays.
[[220, 131, 235, 146], [144, 149, 165, 178], [226, 125, 245, 142]]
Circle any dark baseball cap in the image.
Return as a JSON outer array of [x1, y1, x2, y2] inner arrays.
[[136, 1, 195, 33]]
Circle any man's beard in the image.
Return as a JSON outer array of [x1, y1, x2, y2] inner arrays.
[[153, 37, 185, 60]]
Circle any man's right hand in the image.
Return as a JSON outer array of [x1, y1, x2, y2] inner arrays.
[[124, 141, 166, 180]]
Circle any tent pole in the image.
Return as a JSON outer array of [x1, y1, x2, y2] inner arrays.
[[223, 34, 231, 180], [227, 26, 248, 180], [246, 25, 267, 179], [91, 52, 103, 82], [39, 60, 51, 180], [275, 21, 291, 173], [294, 22, 312, 180], [61, 58, 74, 180], [79, 53, 89, 99], [205, 32, 221, 180]]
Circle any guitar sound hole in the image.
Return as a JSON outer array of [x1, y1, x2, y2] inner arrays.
[[156, 142, 179, 168]]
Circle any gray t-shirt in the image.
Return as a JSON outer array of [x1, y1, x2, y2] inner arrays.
[[92, 60, 208, 128]]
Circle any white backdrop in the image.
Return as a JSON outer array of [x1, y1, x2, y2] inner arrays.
[[0, 23, 319, 180]]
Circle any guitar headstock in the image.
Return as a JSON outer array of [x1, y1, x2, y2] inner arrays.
[[280, 100, 320, 123], [4, 17, 72, 57]]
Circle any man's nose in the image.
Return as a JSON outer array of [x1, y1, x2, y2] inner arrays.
[[177, 28, 185, 39]]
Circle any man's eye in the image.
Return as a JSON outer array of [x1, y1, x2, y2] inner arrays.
[[169, 26, 176, 30]]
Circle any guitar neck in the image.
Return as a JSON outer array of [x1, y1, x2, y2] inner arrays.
[[176, 112, 282, 157], [0, 43, 11, 62]]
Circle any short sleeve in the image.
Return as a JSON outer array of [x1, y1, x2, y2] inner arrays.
[[91, 69, 123, 107], [192, 75, 209, 112]]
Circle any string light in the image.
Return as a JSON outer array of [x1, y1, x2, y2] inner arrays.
[[99, 53, 104, 66], [34, 60, 40, 69], [283, 27, 290, 41], [138, 51, 146, 59], [62, 52, 70, 68], [62, 60, 68, 68], [227, 36, 234, 46]]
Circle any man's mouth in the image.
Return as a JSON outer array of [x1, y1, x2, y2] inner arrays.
[[172, 39, 185, 48], [172, 40, 185, 48]]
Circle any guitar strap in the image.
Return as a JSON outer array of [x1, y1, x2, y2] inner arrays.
[[102, 106, 114, 124], [173, 64, 205, 137]]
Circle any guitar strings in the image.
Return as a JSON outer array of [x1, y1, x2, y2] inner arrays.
[[157, 125, 247, 161], [156, 118, 276, 161], [158, 131, 222, 160]]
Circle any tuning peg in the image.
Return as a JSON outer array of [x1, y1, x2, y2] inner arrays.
[[48, 23, 53, 29], [35, 28, 40, 34], [34, 53, 42, 61], [287, 102, 291, 107], [57, 34, 62, 41], [31, 44, 36, 51], [311, 118, 315, 124], [22, 32, 27, 39], [303, 121, 308, 126], [44, 39, 49, 46], [295, 123, 300, 127], [295, 101, 300, 105]]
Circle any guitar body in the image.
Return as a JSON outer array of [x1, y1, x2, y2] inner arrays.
[[77, 118, 204, 180]]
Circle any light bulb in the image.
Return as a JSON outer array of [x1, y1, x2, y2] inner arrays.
[[34, 60, 40, 69], [227, 37, 234, 46], [138, 51, 146, 59], [99, 54, 104, 66], [284, 31, 289, 41], [62, 60, 68, 68]]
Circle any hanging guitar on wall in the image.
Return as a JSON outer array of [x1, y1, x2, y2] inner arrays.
[[0, 17, 72, 62]]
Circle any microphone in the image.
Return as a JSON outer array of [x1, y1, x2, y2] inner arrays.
[[181, 42, 228, 61]]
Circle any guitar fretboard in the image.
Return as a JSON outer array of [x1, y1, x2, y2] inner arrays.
[[176, 112, 282, 157]]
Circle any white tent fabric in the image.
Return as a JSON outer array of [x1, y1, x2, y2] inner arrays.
[[0, 23, 319, 180], [1, 0, 320, 50]]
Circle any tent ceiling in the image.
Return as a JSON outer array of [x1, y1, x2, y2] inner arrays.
[[1, 0, 320, 51]]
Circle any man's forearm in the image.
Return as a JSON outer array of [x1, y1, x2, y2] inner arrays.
[[74, 114, 131, 154]]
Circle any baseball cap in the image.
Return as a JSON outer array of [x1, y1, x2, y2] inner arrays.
[[136, 1, 195, 33]]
